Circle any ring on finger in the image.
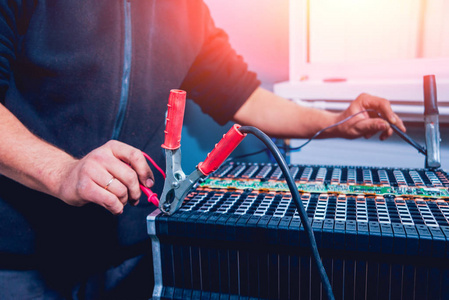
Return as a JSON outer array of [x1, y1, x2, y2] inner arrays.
[[104, 177, 116, 191]]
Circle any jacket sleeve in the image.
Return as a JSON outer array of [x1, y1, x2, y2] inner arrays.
[[180, 2, 261, 125], [0, 0, 36, 101]]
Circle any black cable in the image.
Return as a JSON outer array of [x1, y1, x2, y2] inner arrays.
[[231, 137, 282, 161], [291, 109, 427, 155], [230, 110, 372, 160], [385, 121, 426, 155], [230, 147, 268, 160], [239, 126, 335, 300], [289, 110, 372, 151], [232, 109, 427, 160]]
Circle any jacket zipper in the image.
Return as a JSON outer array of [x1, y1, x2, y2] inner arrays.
[[111, 0, 132, 140]]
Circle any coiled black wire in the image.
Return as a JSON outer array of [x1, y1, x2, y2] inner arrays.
[[239, 126, 335, 300]]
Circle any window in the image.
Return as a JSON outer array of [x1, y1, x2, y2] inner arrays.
[[274, 0, 449, 122]]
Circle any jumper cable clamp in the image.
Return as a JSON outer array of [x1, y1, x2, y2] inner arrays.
[[159, 89, 246, 215]]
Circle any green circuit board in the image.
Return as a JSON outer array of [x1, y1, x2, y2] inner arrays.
[[199, 178, 449, 198]]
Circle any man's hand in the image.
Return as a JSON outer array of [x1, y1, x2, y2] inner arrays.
[[328, 93, 406, 140], [56, 141, 155, 215], [233, 87, 406, 141], [0, 104, 155, 215]]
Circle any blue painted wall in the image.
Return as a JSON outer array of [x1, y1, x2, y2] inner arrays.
[[181, 100, 272, 172]]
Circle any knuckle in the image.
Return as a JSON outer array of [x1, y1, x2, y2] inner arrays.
[[117, 186, 129, 200], [128, 148, 142, 162], [76, 178, 91, 196], [123, 169, 138, 184], [80, 164, 101, 182], [380, 98, 390, 106], [357, 93, 370, 101], [359, 92, 368, 98], [103, 196, 122, 212], [130, 188, 142, 201], [89, 151, 104, 162], [105, 140, 117, 147], [103, 197, 115, 207]]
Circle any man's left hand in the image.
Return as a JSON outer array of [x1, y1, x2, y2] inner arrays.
[[329, 93, 406, 140]]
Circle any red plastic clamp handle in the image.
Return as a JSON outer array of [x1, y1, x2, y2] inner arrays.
[[197, 124, 246, 175], [161, 89, 186, 150]]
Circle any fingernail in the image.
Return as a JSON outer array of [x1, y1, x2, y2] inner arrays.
[[131, 200, 139, 206], [390, 116, 396, 124], [146, 179, 154, 188]]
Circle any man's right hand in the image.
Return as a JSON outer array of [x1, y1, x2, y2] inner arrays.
[[56, 140, 155, 215], [0, 104, 155, 215]]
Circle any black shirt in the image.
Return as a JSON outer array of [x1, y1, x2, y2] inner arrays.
[[0, 0, 260, 273]]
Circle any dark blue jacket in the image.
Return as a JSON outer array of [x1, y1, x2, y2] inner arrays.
[[0, 0, 259, 276]]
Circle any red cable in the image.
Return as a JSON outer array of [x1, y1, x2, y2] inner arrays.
[[139, 151, 166, 206], [142, 152, 166, 179], [140, 184, 160, 206]]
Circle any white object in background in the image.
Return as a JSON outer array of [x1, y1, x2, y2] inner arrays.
[[277, 0, 449, 122]]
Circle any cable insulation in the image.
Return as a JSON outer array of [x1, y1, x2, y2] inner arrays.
[[239, 126, 335, 300], [231, 109, 426, 160]]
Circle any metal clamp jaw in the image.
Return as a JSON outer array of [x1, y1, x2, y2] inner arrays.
[[159, 148, 204, 215], [423, 75, 441, 169]]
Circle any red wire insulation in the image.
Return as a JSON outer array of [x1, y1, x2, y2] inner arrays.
[[142, 152, 166, 179], [140, 184, 159, 206], [139, 151, 166, 206]]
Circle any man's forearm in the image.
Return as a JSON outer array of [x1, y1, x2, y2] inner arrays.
[[0, 103, 75, 197], [233, 87, 339, 139], [233, 87, 405, 141], [0, 103, 155, 214]]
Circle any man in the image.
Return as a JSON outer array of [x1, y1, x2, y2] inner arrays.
[[0, 1, 405, 299]]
